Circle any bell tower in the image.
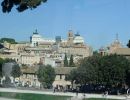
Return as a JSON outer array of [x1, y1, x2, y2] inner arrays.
[[67, 30, 74, 46]]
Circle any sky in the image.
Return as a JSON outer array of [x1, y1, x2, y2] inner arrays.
[[0, 0, 130, 50]]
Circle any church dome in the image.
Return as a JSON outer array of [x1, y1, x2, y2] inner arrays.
[[111, 34, 122, 48], [32, 34, 42, 38], [73, 34, 84, 44]]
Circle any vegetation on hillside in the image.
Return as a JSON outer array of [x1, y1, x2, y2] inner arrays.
[[0, 38, 17, 44]]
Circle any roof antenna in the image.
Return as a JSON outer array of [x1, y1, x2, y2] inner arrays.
[[35, 29, 38, 33], [33, 29, 38, 34], [116, 33, 119, 41]]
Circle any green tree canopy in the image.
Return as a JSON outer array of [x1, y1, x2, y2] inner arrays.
[[1, 0, 47, 13], [4, 58, 16, 62], [67, 54, 130, 88], [0, 38, 17, 44], [65, 69, 78, 88], [100, 55, 130, 86], [64, 53, 68, 67], [126, 70, 130, 87], [11, 64, 21, 79], [69, 55, 75, 67], [37, 65, 55, 89]]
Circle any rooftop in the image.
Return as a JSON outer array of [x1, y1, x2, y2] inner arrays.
[[111, 48, 130, 55], [54, 67, 77, 75], [21, 66, 77, 75]]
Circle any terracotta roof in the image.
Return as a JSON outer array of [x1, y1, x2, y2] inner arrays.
[[54, 67, 77, 75], [21, 66, 39, 74], [21, 66, 77, 75]]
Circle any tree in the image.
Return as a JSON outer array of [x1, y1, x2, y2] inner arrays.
[[4, 58, 16, 62], [67, 54, 130, 90], [126, 70, 130, 87], [64, 53, 68, 67], [0, 58, 5, 77], [127, 40, 130, 48], [93, 50, 99, 55], [37, 65, 55, 89], [66, 69, 78, 88], [67, 55, 99, 86], [11, 64, 21, 82], [99, 55, 130, 87], [76, 58, 97, 85], [69, 55, 75, 67], [1, 0, 47, 13], [0, 38, 17, 44], [82, 54, 102, 84]]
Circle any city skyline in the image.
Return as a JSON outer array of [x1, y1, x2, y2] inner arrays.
[[0, 0, 130, 49]]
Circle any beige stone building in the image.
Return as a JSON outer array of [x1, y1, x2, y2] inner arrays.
[[53, 67, 76, 90], [99, 34, 123, 56], [58, 30, 93, 59], [20, 66, 76, 89], [0, 41, 30, 63], [108, 39, 123, 54], [20, 54, 41, 65], [98, 34, 130, 60], [0, 30, 93, 66], [20, 66, 40, 88], [59, 45, 92, 58], [110, 48, 130, 59]]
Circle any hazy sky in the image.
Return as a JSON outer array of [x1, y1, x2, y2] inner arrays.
[[0, 0, 130, 49]]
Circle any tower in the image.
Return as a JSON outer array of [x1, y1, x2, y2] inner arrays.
[[108, 33, 123, 54], [115, 33, 119, 43], [67, 30, 74, 46]]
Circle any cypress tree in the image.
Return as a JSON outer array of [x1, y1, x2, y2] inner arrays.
[[64, 53, 68, 67], [69, 55, 75, 67]]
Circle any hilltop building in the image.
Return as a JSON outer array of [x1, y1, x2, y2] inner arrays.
[[99, 34, 123, 56], [98, 34, 130, 59], [0, 30, 92, 66], [58, 30, 92, 59], [30, 30, 55, 47]]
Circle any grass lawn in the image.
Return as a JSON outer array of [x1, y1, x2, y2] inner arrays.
[[0, 92, 71, 100]]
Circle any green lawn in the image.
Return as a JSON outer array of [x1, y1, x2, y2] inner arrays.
[[0, 92, 71, 100], [83, 98, 120, 100]]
